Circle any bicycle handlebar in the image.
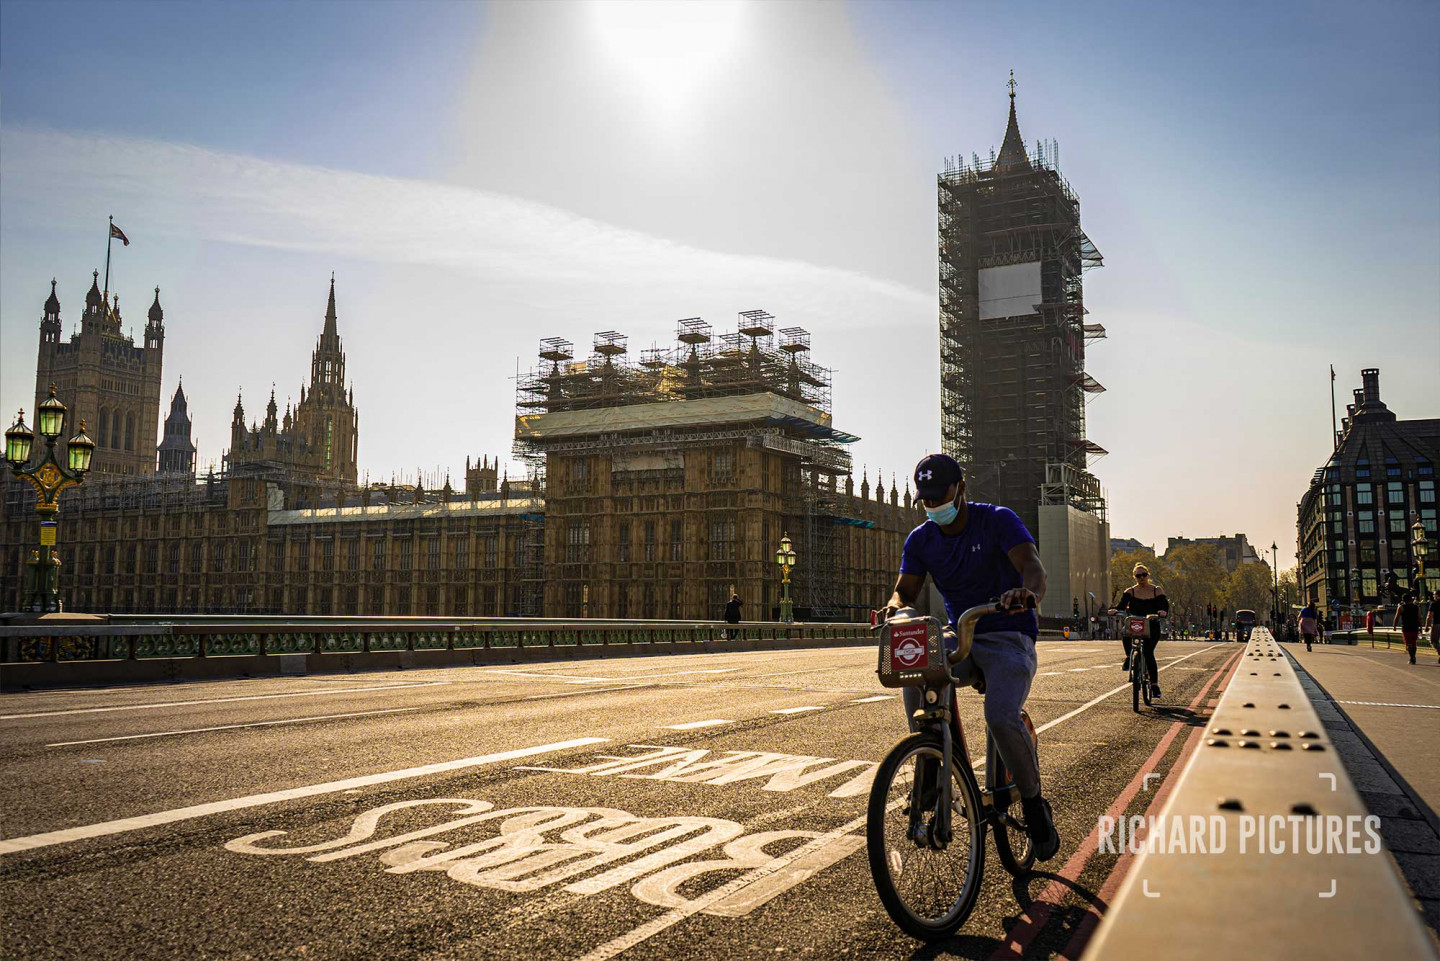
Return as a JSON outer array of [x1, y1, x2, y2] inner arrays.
[[874, 597, 1036, 666]]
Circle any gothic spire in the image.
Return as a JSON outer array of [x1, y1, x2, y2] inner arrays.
[[86, 269, 103, 311], [996, 70, 1031, 171], [44, 278, 60, 316], [323, 272, 338, 341], [148, 286, 164, 324]]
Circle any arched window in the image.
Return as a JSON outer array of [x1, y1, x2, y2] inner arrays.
[[98, 409, 109, 448], [110, 410, 122, 449], [125, 411, 135, 451]]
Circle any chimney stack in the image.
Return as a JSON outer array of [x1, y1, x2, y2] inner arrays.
[[1361, 368, 1380, 406]]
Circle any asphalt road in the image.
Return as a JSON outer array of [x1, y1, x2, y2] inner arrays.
[[0, 640, 1242, 960]]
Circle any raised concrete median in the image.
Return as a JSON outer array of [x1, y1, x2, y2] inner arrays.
[[1085, 628, 1438, 959]]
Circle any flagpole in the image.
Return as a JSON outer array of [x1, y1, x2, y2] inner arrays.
[[1330, 364, 1338, 450], [102, 214, 114, 308]]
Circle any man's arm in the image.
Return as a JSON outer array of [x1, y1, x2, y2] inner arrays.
[[881, 572, 926, 619], [1001, 542, 1046, 611]]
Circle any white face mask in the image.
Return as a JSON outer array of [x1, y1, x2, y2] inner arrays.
[[924, 495, 958, 526]]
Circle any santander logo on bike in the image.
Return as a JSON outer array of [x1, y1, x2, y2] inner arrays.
[[890, 623, 929, 672]]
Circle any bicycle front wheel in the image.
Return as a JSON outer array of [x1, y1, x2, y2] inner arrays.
[[866, 731, 985, 940]]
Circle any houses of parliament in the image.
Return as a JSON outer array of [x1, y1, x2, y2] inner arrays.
[[3, 271, 912, 621]]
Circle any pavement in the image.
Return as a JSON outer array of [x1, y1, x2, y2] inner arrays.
[[2, 640, 1245, 960], [1289, 638, 1440, 938]]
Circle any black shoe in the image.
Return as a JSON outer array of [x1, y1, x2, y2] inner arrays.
[[1150, 683, 1161, 699], [1021, 796, 1061, 862], [1120, 655, 1131, 673]]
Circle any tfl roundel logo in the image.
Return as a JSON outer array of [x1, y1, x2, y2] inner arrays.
[[1127, 617, 1147, 636], [890, 623, 929, 671]]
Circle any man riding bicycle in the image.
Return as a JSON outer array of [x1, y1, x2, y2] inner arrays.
[[878, 453, 1060, 862]]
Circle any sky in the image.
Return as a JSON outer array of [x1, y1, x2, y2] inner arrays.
[[2, 0, 1438, 570]]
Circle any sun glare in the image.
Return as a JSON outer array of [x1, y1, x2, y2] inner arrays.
[[590, 0, 746, 107]]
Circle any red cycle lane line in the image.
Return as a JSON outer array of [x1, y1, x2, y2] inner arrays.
[[1055, 645, 1246, 960], [987, 648, 1244, 961]]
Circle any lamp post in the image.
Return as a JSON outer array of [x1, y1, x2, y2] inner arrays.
[[775, 532, 797, 624], [5, 385, 95, 613], [1412, 517, 1430, 598], [1270, 541, 1280, 629]]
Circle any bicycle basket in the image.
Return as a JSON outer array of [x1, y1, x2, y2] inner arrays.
[[1125, 616, 1148, 637], [876, 616, 950, 688]]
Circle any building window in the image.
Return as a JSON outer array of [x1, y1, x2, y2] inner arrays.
[[616, 583, 628, 617], [483, 535, 497, 569], [189, 543, 202, 573], [1357, 513, 1374, 534], [669, 519, 683, 562], [1419, 459, 1434, 477], [453, 538, 469, 569], [426, 538, 440, 570], [346, 539, 360, 571], [399, 541, 412, 571], [712, 449, 734, 485], [105, 545, 116, 575], [238, 542, 253, 572], [425, 587, 439, 615], [1387, 482, 1404, 505], [145, 545, 157, 574], [1390, 516, 1407, 535], [1356, 459, 1370, 479], [293, 542, 310, 572], [574, 458, 589, 482], [125, 412, 135, 451], [709, 518, 735, 561], [566, 522, 591, 564], [643, 521, 657, 562], [322, 540, 334, 572], [1421, 481, 1435, 504], [563, 583, 584, 617], [670, 583, 683, 617], [617, 522, 631, 563], [397, 587, 411, 614], [167, 544, 179, 574], [372, 540, 385, 571], [1356, 484, 1373, 506]]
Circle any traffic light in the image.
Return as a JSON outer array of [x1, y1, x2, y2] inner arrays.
[[1073, 598, 1080, 618]]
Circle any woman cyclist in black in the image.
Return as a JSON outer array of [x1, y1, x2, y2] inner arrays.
[[1109, 563, 1169, 699]]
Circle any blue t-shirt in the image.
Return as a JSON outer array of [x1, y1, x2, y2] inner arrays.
[[899, 502, 1037, 637]]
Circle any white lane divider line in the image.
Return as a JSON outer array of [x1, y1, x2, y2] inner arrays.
[[849, 695, 894, 703], [770, 706, 825, 715], [1337, 700, 1440, 710], [664, 719, 733, 730], [0, 681, 451, 720], [45, 708, 418, 747], [1038, 672, 1062, 676], [571, 646, 1221, 961], [525, 686, 646, 700], [0, 737, 609, 856]]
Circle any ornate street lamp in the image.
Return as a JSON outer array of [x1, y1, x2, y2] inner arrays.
[[4, 385, 94, 613], [1412, 517, 1430, 598], [1349, 568, 1362, 627], [775, 532, 797, 624], [1270, 541, 1280, 629]]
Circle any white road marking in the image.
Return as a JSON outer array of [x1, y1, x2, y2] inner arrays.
[[525, 686, 645, 700], [1068, 668, 1089, 672], [487, 668, 738, 685], [770, 706, 825, 715], [665, 719, 733, 730], [1039, 672, 1062, 676], [0, 737, 608, 856], [0, 681, 450, 720], [1337, 700, 1440, 710], [849, 695, 894, 703], [45, 708, 418, 747], [573, 645, 1222, 961]]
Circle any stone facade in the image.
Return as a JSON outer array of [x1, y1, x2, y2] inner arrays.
[[32, 274, 165, 477]]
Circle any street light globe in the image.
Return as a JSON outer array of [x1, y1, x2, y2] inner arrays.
[[36, 384, 66, 439], [5, 410, 34, 467], [1413, 518, 1429, 555], [67, 421, 96, 474]]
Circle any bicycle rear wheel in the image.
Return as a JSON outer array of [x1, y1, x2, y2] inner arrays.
[[867, 731, 985, 940], [991, 710, 1038, 876]]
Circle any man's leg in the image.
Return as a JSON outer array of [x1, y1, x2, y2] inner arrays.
[[1428, 627, 1440, 661], [968, 631, 1039, 798]]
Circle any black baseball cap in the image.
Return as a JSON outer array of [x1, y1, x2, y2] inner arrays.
[[913, 453, 963, 502]]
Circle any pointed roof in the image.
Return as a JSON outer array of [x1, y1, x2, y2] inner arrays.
[[323, 272, 338, 340], [996, 70, 1031, 171], [149, 286, 164, 323], [170, 380, 188, 415], [86, 270, 103, 309], [44, 278, 60, 315]]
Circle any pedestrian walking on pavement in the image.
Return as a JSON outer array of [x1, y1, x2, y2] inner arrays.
[[1425, 590, 1440, 665], [1299, 595, 1320, 652], [723, 593, 742, 640], [1393, 593, 1422, 665]]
